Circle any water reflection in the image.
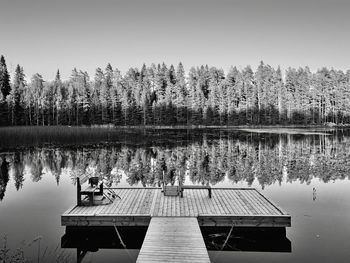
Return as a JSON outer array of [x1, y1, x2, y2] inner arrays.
[[61, 226, 291, 262], [202, 227, 291, 253], [1, 129, 350, 201], [0, 157, 9, 200], [61, 227, 146, 263]]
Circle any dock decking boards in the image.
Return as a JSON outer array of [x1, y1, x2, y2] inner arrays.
[[136, 217, 210, 263], [61, 188, 291, 227]]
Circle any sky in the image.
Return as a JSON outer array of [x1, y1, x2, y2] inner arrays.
[[0, 0, 349, 80]]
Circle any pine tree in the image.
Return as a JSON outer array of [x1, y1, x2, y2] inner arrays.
[[93, 68, 104, 124], [254, 61, 267, 124], [100, 64, 113, 124], [274, 66, 285, 123], [123, 67, 139, 125], [0, 55, 11, 126], [165, 64, 176, 125], [54, 70, 64, 125], [31, 73, 45, 125], [285, 67, 297, 123], [80, 71, 91, 125], [207, 67, 225, 125], [68, 68, 80, 125], [9, 65, 25, 125], [0, 55, 11, 99], [139, 64, 152, 126], [153, 63, 167, 125], [226, 67, 240, 125], [241, 66, 255, 124], [110, 68, 123, 125], [175, 62, 187, 124]]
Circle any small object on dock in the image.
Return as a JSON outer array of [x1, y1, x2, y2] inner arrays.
[[88, 177, 99, 187], [163, 185, 180, 196]]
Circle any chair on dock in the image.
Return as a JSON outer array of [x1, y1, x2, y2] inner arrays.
[[77, 177, 121, 206], [77, 177, 104, 206]]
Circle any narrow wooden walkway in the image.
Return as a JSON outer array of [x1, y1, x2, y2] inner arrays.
[[137, 217, 210, 263]]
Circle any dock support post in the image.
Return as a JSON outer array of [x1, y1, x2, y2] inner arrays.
[[77, 177, 81, 206], [222, 222, 235, 250], [114, 224, 126, 249], [99, 183, 103, 195]]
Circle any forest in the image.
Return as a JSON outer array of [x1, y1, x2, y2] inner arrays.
[[1, 55, 350, 126]]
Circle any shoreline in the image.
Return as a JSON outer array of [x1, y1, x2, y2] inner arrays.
[[113, 124, 350, 129], [1, 124, 350, 130]]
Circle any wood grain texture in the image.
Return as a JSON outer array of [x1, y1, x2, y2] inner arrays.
[[137, 217, 210, 263]]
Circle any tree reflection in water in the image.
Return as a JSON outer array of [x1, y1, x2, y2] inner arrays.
[[1, 129, 350, 201]]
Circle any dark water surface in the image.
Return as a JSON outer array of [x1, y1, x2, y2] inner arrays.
[[1, 128, 350, 262]]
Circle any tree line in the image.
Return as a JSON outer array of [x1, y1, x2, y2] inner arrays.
[[1, 55, 350, 126]]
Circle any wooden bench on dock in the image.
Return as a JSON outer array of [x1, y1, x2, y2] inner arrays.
[[77, 177, 103, 206], [180, 185, 212, 198]]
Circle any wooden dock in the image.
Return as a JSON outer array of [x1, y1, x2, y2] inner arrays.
[[137, 217, 210, 263], [62, 188, 290, 262], [62, 188, 290, 227]]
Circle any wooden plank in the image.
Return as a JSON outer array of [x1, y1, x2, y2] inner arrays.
[[126, 189, 140, 214], [137, 217, 210, 263], [216, 189, 231, 214], [62, 205, 78, 216], [232, 190, 251, 214], [224, 189, 242, 214], [141, 189, 154, 215], [189, 189, 198, 216], [132, 189, 146, 214], [123, 189, 137, 214], [210, 190, 224, 215], [245, 190, 272, 215], [253, 189, 288, 215], [61, 215, 151, 226], [237, 189, 258, 215]]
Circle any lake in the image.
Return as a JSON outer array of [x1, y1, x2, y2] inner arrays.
[[0, 128, 350, 262]]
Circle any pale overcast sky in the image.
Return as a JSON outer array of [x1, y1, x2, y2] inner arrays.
[[0, 0, 349, 80]]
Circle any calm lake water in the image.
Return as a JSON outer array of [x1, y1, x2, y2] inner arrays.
[[1, 128, 350, 262]]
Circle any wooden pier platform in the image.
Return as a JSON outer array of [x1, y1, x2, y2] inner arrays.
[[62, 188, 290, 227], [62, 188, 290, 262], [137, 217, 210, 263]]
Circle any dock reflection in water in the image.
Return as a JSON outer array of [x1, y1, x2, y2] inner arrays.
[[61, 226, 291, 262]]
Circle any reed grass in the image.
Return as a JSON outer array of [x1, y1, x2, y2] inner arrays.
[[0, 126, 127, 149], [0, 235, 74, 263], [0, 125, 204, 150]]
